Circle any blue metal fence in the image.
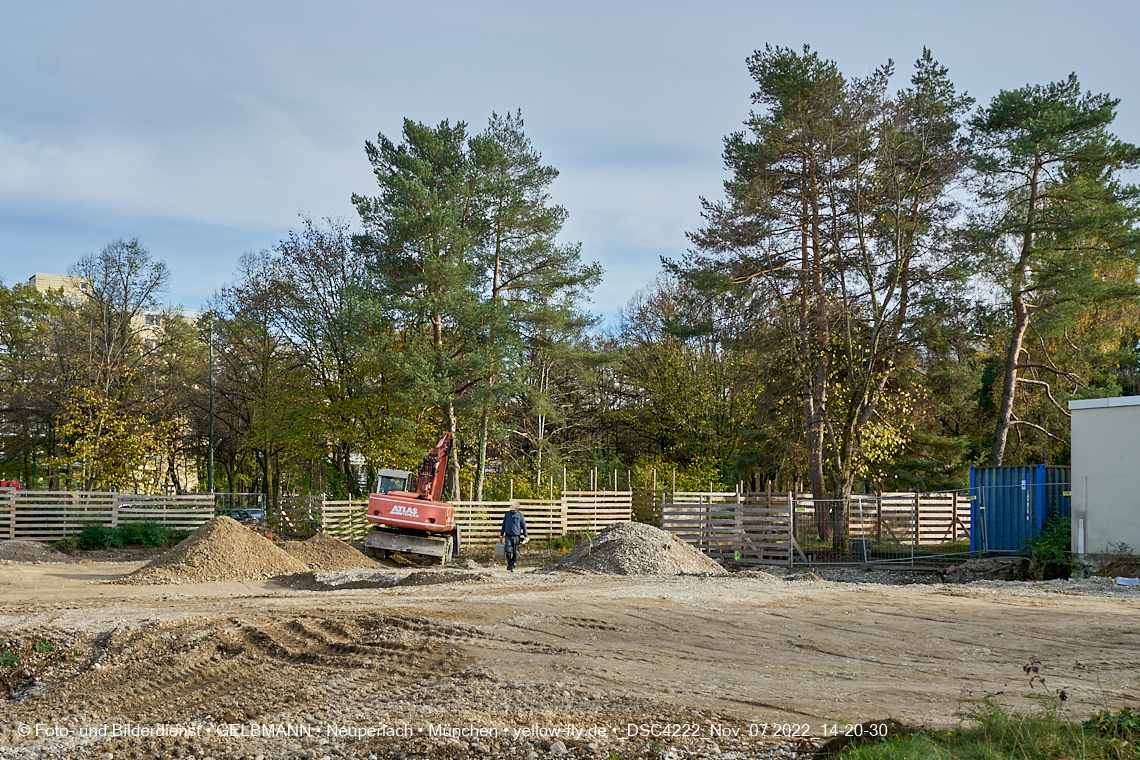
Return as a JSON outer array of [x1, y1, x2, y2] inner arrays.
[[969, 465, 1070, 552]]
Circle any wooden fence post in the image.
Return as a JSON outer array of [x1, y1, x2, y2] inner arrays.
[[3, 490, 14, 540], [876, 492, 883, 542], [951, 492, 958, 542], [912, 492, 919, 560], [788, 491, 794, 569]]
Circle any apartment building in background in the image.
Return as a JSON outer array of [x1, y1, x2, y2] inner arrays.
[[26, 273, 203, 493]]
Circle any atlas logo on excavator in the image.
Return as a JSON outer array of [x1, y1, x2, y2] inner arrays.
[[390, 505, 419, 517]]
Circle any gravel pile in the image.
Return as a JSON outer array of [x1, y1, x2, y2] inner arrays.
[[552, 521, 726, 575], [0, 540, 64, 563], [120, 516, 308, 584], [279, 532, 379, 572]]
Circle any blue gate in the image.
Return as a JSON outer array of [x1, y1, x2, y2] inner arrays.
[[969, 465, 1070, 552]]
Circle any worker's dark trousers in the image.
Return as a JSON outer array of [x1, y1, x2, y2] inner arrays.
[[504, 536, 522, 570]]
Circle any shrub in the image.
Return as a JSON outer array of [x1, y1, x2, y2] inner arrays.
[[77, 522, 190, 549], [78, 524, 123, 549], [1024, 512, 1072, 580]]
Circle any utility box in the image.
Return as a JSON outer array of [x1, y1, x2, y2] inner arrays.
[[1069, 395, 1140, 558], [969, 465, 1070, 552]]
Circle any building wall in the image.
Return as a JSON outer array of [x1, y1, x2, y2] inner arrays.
[[1069, 396, 1140, 557], [27, 273, 91, 300]]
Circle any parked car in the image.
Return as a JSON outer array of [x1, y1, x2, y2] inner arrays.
[[216, 508, 266, 523]]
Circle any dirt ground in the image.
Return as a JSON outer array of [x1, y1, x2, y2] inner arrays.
[[2, 552, 1139, 760]]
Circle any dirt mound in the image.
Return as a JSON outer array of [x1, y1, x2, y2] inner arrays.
[[280, 532, 379, 572], [0, 539, 64, 563], [552, 521, 726, 575], [1097, 558, 1140, 578], [944, 556, 1030, 583], [121, 516, 308, 584]]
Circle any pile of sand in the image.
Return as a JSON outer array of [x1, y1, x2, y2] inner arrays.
[[280, 532, 379, 572], [0, 540, 64, 563], [552, 521, 726, 575], [122, 516, 309, 584]]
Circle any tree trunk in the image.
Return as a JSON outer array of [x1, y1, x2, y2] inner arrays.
[[991, 297, 1030, 465], [475, 404, 490, 502], [446, 400, 460, 501], [991, 159, 1040, 466]]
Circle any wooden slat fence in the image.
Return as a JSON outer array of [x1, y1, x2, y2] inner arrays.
[[453, 500, 566, 546], [453, 501, 513, 546], [632, 489, 669, 526], [272, 495, 325, 541], [562, 491, 634, 533], [321, 500, 369, 543], [661, 492, 793, 567], [739, 492, 795, 565], [0, 491, 212, 541], [670, 491, 740, 503]]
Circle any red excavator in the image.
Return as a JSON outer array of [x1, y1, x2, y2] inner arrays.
[[364, 432, 460, 564]]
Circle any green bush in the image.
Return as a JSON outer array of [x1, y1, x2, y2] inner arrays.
[[0, 651, 19, 667], [1024, 513, 1072, 580], [77, 522, 190, 549], [78, 524, 123, 549]]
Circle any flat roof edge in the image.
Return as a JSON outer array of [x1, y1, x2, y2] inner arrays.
[[1069, 395, 1140, 410]]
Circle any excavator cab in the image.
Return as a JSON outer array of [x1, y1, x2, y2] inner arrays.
[[375, 469, 413, 494]]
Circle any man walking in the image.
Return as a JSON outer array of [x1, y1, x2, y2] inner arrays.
[[499, 504, 528, 572]]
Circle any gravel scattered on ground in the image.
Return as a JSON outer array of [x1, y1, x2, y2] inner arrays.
[[119, 516, 309, 584], [279, 531, 380, 572], [552, 521, 727, 575], [749, 563, 1140, 598], [0, 540, 64, 563], [273, 566, 492, 590]]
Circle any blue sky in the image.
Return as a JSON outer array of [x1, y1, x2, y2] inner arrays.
[[2, 1, 1137, 321]]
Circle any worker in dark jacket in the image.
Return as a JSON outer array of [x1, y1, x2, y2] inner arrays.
[[499, 504, 528, 572]]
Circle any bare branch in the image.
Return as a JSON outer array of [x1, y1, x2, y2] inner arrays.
[[1008, 418, 1068, 444], [1014, 377, 1072, 418]]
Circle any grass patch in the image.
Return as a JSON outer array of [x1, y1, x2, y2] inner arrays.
[[74, 522, 191, 550], [0, 651, 19, 667], [831, 699, 1138, 759]]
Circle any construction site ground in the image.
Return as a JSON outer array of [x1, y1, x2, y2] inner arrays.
[[2, 548, 1139, 760]]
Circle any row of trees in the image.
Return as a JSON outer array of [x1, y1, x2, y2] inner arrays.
[[1, 50, 1138, 501]]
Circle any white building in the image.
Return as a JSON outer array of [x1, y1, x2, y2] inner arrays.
[[1069, 395, 1140, 559]]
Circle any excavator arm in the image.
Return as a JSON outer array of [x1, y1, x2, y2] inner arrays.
[[414, 431, 452, 501]]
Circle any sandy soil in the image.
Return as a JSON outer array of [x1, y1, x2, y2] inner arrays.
[[1, 556, 1138, 760]]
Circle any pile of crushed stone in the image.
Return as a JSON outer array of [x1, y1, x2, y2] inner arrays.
[[0, 540, 64, 563], [280, 532, 379, 572], [121, 516, 308, 584], [551, 521, 726, 575]]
